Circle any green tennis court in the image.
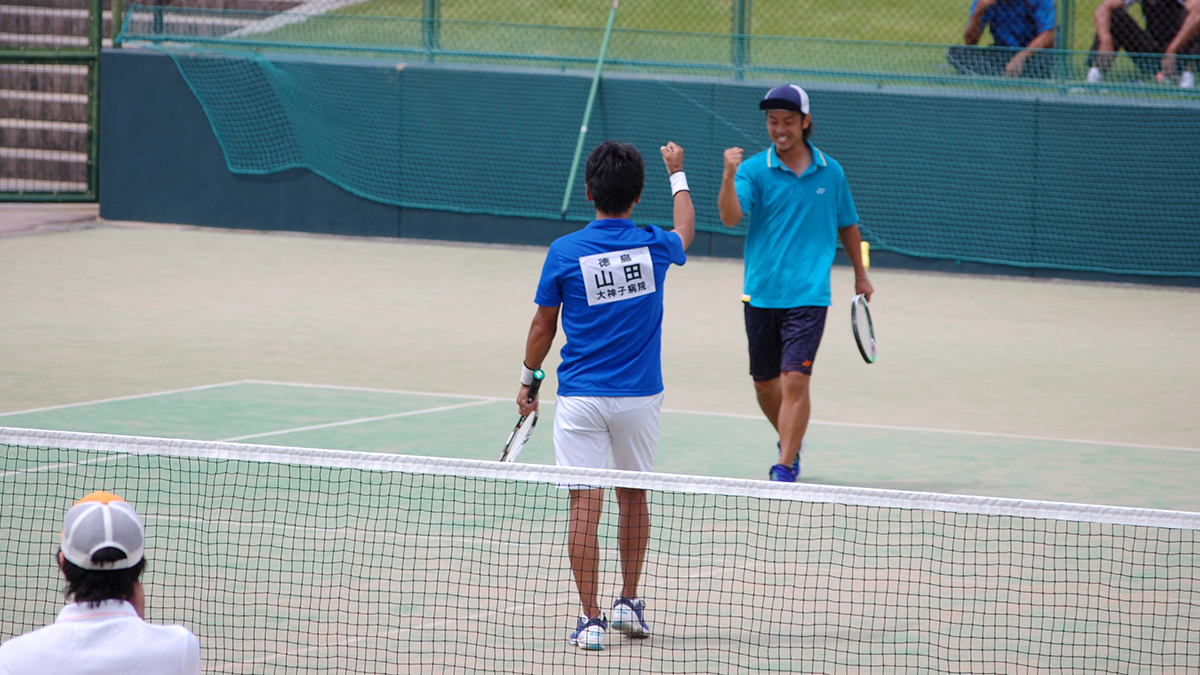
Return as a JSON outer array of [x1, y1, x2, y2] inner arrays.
[[2, 223, 1199, 510], [2, 220, 1199, 673]]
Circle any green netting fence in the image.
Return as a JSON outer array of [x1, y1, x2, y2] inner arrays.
[[112, 4, 1200, 277]]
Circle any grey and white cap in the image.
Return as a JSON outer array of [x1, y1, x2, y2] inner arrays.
[[61, 491, 145, 570]]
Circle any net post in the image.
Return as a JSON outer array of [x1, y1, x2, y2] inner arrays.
[[423, 0, 440, 62], [731, 0, 750, 80], [559, 0, 620, 218]]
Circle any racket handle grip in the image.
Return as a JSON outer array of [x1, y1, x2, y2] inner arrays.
[[526, 369, 545, 403]]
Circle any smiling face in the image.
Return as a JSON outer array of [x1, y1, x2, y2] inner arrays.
[[766, 110, 810, 154]]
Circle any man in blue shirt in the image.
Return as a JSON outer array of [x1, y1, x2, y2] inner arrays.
[[947, 0, 1057, 78], [517, 140, 693, 650], [718, 84, 873, 484]]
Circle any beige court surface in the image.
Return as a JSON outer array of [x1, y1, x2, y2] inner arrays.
[[1, 218, 1198, 509]]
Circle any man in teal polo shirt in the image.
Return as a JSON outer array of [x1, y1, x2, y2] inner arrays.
[[718, 84, 874, 483]]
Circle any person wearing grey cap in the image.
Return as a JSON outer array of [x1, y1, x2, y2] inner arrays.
[[0, 491, 201, 675], [718, 84, 873, 484]]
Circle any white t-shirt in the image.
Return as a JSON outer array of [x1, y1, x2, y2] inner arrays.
[[0, 600, 201, 675]]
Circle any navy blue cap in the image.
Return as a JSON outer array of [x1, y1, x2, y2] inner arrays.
[[759, 84, 810, 114]]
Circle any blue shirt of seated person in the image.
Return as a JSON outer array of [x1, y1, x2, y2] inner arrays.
[[971, 0, 1056, 48]]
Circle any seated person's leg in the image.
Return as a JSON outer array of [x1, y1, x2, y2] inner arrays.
[[1182, 39, 1200, 86], [1111, 8, 1164, 79]]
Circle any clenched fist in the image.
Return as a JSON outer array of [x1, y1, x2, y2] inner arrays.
[[661, 141, 684, 174], [723, 147, 744, 176]]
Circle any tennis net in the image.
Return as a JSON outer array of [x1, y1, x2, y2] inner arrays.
[[2, 427, 1197, 673]]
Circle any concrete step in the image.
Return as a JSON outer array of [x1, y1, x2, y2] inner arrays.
[[0, 33, 112, 48], [0, 90, 89, 123], [0, 6, 113, 37], [15, 0, 306, 10], [8, 0, 110, 10], [0, 65, 90, 96], [0, 177, 88, 193], [0, 118, 89, 152], [0, 146, 89, 182]]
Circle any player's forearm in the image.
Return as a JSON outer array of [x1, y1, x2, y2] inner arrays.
[[718, 177, 743, 227], [672, 191, 696, 250], [523, 306, 558, 370], [838, 225, 867, 279], [1022, 30, 1056, 54], [963, 12, 986, 44]]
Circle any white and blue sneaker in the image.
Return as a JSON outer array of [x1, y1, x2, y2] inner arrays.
[[569, 613, 607, 650], [611, 597, 650, 638]]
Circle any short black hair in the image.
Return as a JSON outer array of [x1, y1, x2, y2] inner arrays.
[[60, 546, 146, 606], [766, 109, 815, 142], [585, 141, 644, 216]]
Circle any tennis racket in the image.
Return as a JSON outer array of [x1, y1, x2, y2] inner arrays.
[[500, 369, 545, 462], [851, 293, 876, 364]]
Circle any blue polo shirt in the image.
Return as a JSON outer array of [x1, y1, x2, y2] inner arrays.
[[970, 0, 1055, 48], [734, 142, 859, 309], [535, 218, 687, 397]]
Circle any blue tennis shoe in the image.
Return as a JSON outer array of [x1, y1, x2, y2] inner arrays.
[[769, 463, 797, 482], [611, 597, 650, 638], [775, 439, 803, 477], [569, 613, 607, 651]]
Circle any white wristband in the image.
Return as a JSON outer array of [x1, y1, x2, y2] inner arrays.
[[520, 363, 536, 387], [669, 171, 689, 196]]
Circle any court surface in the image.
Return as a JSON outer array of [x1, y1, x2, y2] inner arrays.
[[3, 219, 1199, 673], [1, 216, 1198, 515]]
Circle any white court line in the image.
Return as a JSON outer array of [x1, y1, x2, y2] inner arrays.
[[239, 379, 495, 401], [219, 398, 500, 442], [0, 379, 253, 415], [661, 408, 1200, 454], [244, 380, 1200, 453], [0, 454, 125, 479], [3, 380, 1194, 453]]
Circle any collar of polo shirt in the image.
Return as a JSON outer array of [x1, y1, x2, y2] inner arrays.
[[766, 141, 828, 176]]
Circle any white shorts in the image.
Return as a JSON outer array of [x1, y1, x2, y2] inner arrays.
[[553, 393, 664, 473]]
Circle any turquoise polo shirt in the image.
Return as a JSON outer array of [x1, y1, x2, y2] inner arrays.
[[734, 141, 859, 308]]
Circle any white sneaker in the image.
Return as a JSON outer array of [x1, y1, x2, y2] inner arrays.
[[611, 598, 650, 638], [1086, 67, 1103, 84], [1181, 71, 1196, 89], [568, 613, 607, 651]]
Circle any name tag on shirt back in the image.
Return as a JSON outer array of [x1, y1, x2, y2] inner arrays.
[[580, 247, 656, 306]]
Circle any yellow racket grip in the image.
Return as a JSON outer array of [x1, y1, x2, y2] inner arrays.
[[861, 241, 871, 271]]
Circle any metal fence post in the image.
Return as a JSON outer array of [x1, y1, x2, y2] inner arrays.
[[731, 0, 750, 79], [89, 0, 101, 198], [111, 0, 123, 45], [1057, 0, 1075, 78], [423, 0, 440, 61]]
